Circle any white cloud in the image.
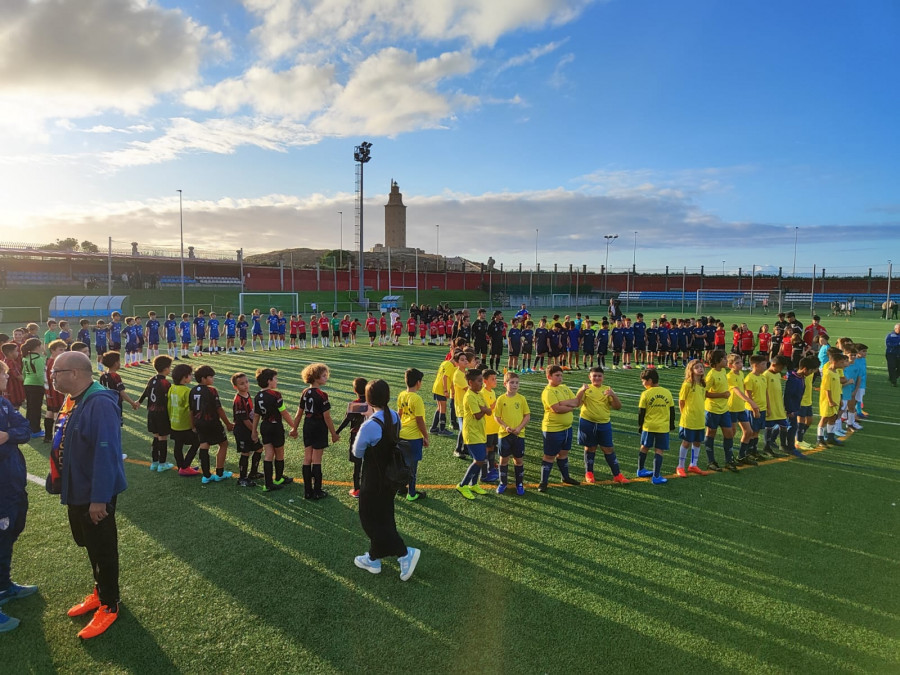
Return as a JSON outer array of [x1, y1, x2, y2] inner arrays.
[[549, 53, 575, 88], [244, 0, 596, 59], [499, 38, 569, 71], [104, 117, 320, 167]]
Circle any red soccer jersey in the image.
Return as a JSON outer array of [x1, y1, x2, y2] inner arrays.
[[407, 318, 417, 333], [393, 321, 402, 335], [739, 330, 754, 352], [436, 321, 446, 336], [310, 320, 319, 335], [1, 355, 25, 407], [419, 322, 427, 337], [45, 357, 65, 410], [297, 319, 306, 333], [340, 319, 351, 333], [366, 317, 377, 332], [290, 320, 301, 334], [758, 332, 771, 353], [351, 320, 360, 333], [445, 319, 454, 334], [714, 328, 725, 346], [430, 323, 438, 337], [732, 330, 740, 348], [379, 317, 387, 331], [781, 335, 793, 357], [319, 317, 329, 332]]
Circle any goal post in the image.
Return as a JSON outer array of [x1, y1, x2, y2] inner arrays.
[[238, 293, 299, 317], [695, 289, 781, 315]]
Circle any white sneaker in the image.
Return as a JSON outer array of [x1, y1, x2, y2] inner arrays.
[[850, 422, 863, 430], [354, 553, 381, 574], [398, 547, 421, 581]]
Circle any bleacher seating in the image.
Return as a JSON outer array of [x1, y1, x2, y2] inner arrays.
[[8, 271, 75, 286], [158, 275, 198, 287], [196, 276, 241, 286]]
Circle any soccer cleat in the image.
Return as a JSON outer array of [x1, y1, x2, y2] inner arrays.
[[687, 465, 708, 476], [828, 434, 845, 447], [0, 582, 38, 606], [157, 463, 174, 472], [201, 475, 214, 484], [737, 456, 758, 466], [354, 554, 382, 574], [78, 604, 119, 639], [481, 469, 500, 483], [470, 484, 489, 495], [675, 467, 688, 478], [516, 484, 525, 495], [724, 460, 739, 472], [651, 475, 668, 484], [406, 491, 426, 501], [452, 450, 468, 459], [612, 473, 630, 484], [273, 476, 294, 485], [496, 484, 507, 494], [348, 489, 360, 498], [30, 431, 45, 439], [237, 478, 257, 488], [248, 471, 264, 480], [706, 461, 722, 472], [67, 588, 101, 617], [636, 468, 654, 478], [211, 471, 233, 482], [537, 482, 548, 493], [313, 490, 329, 500], [178, 467, 201, 477], [0, 611, 19, 633], [584, 471, 595, 484], [562, 477, 581, 486], [857, 411, 870, 419], [456, 485, 474, 500], [262, 484, 283, 492], [149, 461, 159, 471], [399, 547, 421, 581]]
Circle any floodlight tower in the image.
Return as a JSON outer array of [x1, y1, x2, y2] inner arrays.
[[603, 234, 618, 298], [354, 141, 372, 305]]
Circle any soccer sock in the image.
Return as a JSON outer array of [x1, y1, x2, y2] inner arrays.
[[199, 448, 211, 478], [750, 437, 759, 455], [787, 425, 797, 450], [825, 423, 834, 434], [150, 438, 159, 463], [216, 466, 224, 477], [238, 454, 249, 478], [738, 442, 748, 459], [798, 423, 808, 442], [274, 459, 285, 480], [653, 452, 663, 478], [847, 411, 856, 426], [487, 449, 497, 470], [604, 451, 620, 476], [251, 451, 261, 475], [556, 457, 571, 480], [723, 437, 734, 463], [455, 427, 464, 452], [704, 436, 716, 463], [540, 460, 553, 484], [678, 444, 688, 469], [263, 460, 274, 488], [173, 440, 185, 469], [817, 424, 826, 440], [461, 462, 480, 487], [638, 450, 647, 471], [584, 450, 596, 473], [430, 410, 441, 431], [779, 427, 788, 447], [514, 464, 524, 486], [312, 464, 323, 492], [352, 458, 362, 491], [690, 444, 700, 466], [499, 464, 509, 485], [439, 412, 447, 430], [302, 465, 313, 495]]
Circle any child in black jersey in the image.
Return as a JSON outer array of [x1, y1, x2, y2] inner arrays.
[[138, 355, 173, 472], [294, 363, 340, 500], [190, 366, 235, 484], [335, 377, 370, 498], [251, 368, 297, 492], [231, 373, 264, 487]]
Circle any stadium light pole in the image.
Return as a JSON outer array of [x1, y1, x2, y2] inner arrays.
[[603, 234, 618, 299], [436, 224, 439, 257], [177, 189, 185, 312], [632, 231, 637, 272], [338, 211, 343, 269], [722, 260, 726, 276], [354, 141, 372, 306], [887, 260, 893, 321], [792, 226, 799, 277]]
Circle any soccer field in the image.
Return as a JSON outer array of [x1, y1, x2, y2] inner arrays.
[[8, 307, 900, 673]]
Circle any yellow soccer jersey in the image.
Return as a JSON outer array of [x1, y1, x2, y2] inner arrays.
[[765, 371, 787, 420], [482, 387, 500, 435], [800, 372, 815, 407], [462, 389, 487, 445], [704, 368, 730, 414], [726, 370, 748, 413], [495, 393, 530, 438], [679, 380, 706, 430], [541, 384, 576, 432], [397, 390, 425, 440], [639, 385, 674, 433], [580, 386, 612, 424], [744, 373, 767, 412], [168, 383, 192, 431], [432, 360, 455, 397], [820, 368, 841, 413], [452, 367, 468, 407]]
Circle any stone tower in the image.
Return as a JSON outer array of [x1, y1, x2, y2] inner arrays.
[[384, 179, 407, 249]]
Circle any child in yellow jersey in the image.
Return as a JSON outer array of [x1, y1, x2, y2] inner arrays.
[[703, 350, 737, 472], [397, 368, 429, 502], [795, 355, 818, 450], [816, 351, 849, 448], [742, 354, 769, 463], [676, 360, 709, 477], [761, 356, 790, 458], [494, 371, 531, 495], [430, 357, 456, 435], [456, 369, 492, 500], [538, 365, 582, 492], [451, 351, 471, 458], [726, 353, 760, 466], [479, 370, 501, 483], [575, 366, 628, 484], [167, 363, 200, 475], [636, 368, 675, 484]]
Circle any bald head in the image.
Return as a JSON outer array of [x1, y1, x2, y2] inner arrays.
[[51, 351, 94, 396]]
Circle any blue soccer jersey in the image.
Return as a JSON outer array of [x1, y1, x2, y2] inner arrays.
[[535, 327, 550, 353], [180, 321, 192, 343], [646, 327, 658, 351], [238, 320, 249, 339], [94, 327, 108, 350], [225, 318, 237, 338], [521, 328, 534, 353], [622, 326, 634, 350], [267, 314, 279, 333], [165, 319, 178, 343], [109, 321, 122, 346], [77, 328, 91, 345], [146, 319, 161, 345], [611, 327, 624, 350], [193, 316, 206, 338], [208, 318, 220, 339], [633, 321, 646, 346], [582, 327, 596, 353], [508, 327, 522, 353], [252, 315, 263, 335], [277, 317, 287, 335], [597, 328, 610, 354]]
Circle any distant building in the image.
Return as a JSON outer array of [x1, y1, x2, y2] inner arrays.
[[384, 180, 407, 249]]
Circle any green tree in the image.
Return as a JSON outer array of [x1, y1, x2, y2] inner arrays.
[[80, 240, 99, 253]]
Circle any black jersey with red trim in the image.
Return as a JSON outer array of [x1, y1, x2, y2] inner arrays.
[[190, 384, 221, 425], [139, 375, 171, 414], [254, 389, 285, 425], [299, 387, 330, 419], [232, 392, 255, 439]]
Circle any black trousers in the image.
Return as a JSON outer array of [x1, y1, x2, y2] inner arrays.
[[359, 457, 407, 560], [67, 496, 120, 607], [888, 354, 899, 385], [0, 494, 27, 590], [24, 385, 44, 433]]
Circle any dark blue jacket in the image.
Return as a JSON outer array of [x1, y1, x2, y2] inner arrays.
[[887, 331, 900, 357], [0, 396, 31, 508], [784, 371, 804, 415], [60, 382, 127, 506]]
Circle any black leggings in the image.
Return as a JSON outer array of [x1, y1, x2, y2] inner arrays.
[[24, 385, 44, 433]]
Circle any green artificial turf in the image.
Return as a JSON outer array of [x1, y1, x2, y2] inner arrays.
[[5, 307, 900, 673]]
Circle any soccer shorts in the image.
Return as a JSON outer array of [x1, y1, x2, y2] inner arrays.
[[509, 345, 521, 357], [303, 420, 329, 450], [640, 431, 669, 450], [320, 330, 330, 338], [678, 427, 705, 443], [798, 405, 813, 418], [820, 403, 839, 418], [635, 341, 646, 352], [464, 442, 487, 461], [647, 341, 658, 353], [147, 411, 172, 435], [110, 342, 121, 351], [612, 346, 622, 354], [260, 422, 286, 448], [750, 411, 767, 432], [490, 344, 503, 356], [235, 438, 262, 454], [582, 346, 594, 356], [298, 332, 306, 341], [474, 340, 488, 354], [486, 433, 498, 448], [730, 410, 750, 424], [433, 393, 447, 402], [499, 435, 525, 459], [577, 419, 613, 448], [854, 388, 865, 402], [148, 340, 159, 347], [369, 331, 377, 340], [765, 418, 787, 429], [623, 346, 634, 355], [196, 422, 227, 446], [408, 331, 416, 338], [704, 411, 732, 430], [541, 428, 573, 456], [289, 333, 297, 340], [342, 333, 349, 340]]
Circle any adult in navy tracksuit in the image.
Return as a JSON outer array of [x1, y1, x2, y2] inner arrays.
[[52, 351, 127, 639], [0, 362, 35, 633], [887, 324, 900, 387]]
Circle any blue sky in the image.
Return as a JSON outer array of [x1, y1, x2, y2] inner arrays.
[[0, 0, 896, 274]]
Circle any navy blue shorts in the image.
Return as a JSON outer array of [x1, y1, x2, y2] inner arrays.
[[705, 411, 732, 429], [486, 433, 498, 448], [465, 442, 487, 461], [731, 410, 750, 424], [765, 418, 787, 429], [679, 427, 705, 443], [499, 435, 525, 459], [640, 431, 669, 450], [542, 428, 573, 456], [635, 341, 646, 352], [433, 393, 447, 402], [750, 411, 767, 432], [798, 405, 813, 417], [577, 418, 613, 448]]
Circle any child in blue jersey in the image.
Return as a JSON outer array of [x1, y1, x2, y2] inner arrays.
[[520, 320, 534, 373], [266, 309, 279, 350], [237, 314, 249, 351], [224, 311, 237, 353], [250, 309, 264, 350], [109, 312, 122, 351], [646, 319, 658, 368], [145, 312, 161, 362], [533, 318, 550, 372], [622, 318, 635, 369], [179, 313, 192, 358], [123, 317, 140, 367], [656, 321, 670, 368], [192, 309, 207, 356], [581, 320, 596, 368], [164, 313, 178, 359], [633, 313, 647, 367], [610, 319, 624, 369], [58, 321, 71, 345], [77, 319, 92, 357], [507, 319, 522, 372], [277, 311, 288, 349], [207, 312, 220, 354], [597, 320, 609, 369], [784, 356, 818, 458], [691, 319, 707, 361], [93, 320, 109, 372], [567, 321, 581, 370], [852, 344, 868, 421]]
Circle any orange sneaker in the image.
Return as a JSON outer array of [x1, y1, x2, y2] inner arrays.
[[584, 471, 595, 484], [77, 604, 118, 639], [687, 465, 709, 476], [675, 467, 688, 478], [612, 473, 631, 484], [67, 588, 100, 617]]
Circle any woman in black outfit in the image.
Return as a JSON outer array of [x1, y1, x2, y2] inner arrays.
[[351, 379, 421, 581]]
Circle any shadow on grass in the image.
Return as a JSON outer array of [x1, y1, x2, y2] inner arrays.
[[80, 604, 178, 671]]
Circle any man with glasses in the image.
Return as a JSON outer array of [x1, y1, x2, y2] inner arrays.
[[49, 351, 126, 639]]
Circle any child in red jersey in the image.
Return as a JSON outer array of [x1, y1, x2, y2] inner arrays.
[[392, 318, 403, 346], [407, 314, 417, 346], [757, 324, 772, 357], [0, 343, 25, 409]]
